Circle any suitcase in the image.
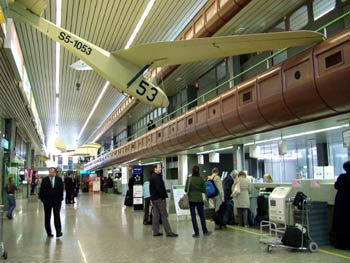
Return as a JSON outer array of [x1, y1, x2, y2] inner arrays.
[[213, 202, 227, 226], [124, 190, 133, 207], [281, 225, 310, 247]]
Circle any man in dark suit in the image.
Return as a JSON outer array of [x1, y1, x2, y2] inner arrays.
[[39, 167, 64, 238], [150, 163, 178, 237]]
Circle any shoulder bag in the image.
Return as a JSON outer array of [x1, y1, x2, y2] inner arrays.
[[178, 176, 191, 209]]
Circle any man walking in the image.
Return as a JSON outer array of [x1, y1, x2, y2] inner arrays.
[[39, 167, 64, 238], [150, 163, 178, 237]]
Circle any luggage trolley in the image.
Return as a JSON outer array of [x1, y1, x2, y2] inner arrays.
[[0, 205, 7, 260], [259, 188, 318, 253]]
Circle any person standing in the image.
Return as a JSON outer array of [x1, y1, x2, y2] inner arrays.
[[5, 176, 18, 219], [142, 178, 151, 225], [149, 163, 178, 237], [185, 165, 210, 237], [208, 167, 224, 211], [222, 170, 238, 225], [232, 171, 250, 227], [332, 160, 350, 249], [64, 171, 74, 204], [39, 167, 64, 238]]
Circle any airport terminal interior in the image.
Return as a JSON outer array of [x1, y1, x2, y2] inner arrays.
[[0, 0, 350, 262]]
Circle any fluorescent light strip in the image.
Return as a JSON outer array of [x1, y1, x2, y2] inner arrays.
[[124, 0, 155, 49], [197, 146, 233, 155], [55, 97, 59, 132], [77, 81, 110, 140], [140, 161, 161, 166], [55, 0, 61, 134], [124, 158, 138, 164], [244, 124, 349, 146]]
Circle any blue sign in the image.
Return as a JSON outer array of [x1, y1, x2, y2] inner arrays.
[[132, 165, 143, 175]]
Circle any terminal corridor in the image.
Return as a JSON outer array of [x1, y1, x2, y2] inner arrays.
[[3, 193, 349, 263]]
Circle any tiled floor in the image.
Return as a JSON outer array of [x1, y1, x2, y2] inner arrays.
[[2, 192, 349, 263]]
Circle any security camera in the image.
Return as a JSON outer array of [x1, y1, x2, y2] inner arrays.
[[76, 83, 81, 91]]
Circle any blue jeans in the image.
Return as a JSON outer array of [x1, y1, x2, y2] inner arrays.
[[7, 195, 16, 218], [189, 202, 208, 235]]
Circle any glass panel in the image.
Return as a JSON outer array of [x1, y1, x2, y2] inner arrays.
[[313, 0, 336, 20], [290, 5, 308, 30], [216, 60, 228, 81]]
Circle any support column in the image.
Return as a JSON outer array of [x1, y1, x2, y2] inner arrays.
[[316, 143, 328, 166], [8, 119, 16, 163], [25, 142, 32, 169], [232, 144, 244, 171], [0, 118, 5, 203]]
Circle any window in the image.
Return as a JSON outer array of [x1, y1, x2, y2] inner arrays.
[[290, 5, 308, 30], [313, 0, 336, 20], [216, 60, 228, 81], [271, 20, 286, 31]]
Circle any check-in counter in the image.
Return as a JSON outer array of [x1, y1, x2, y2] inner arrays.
[[252, 180, 336, 205]]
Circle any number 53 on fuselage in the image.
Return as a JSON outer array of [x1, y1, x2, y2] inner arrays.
[[5, 0, 324, 108]]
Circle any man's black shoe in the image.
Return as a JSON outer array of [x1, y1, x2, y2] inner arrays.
[[166, 232, 178, 237], [56, 232, 63, 238], [47, 234, 54, 238], [153, 233, 163, 237]]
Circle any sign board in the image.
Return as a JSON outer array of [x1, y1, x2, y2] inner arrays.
[[132, 165, 143, 175], [324, 166, 334, 179], [92, 179, 100, 191], [133, 185, 143, 210], [292, 179, 302, 188], [172, 185, 190, 216], [314, 166, 324, 179], [121, 167, 128, 184], [310, 180, 321, 188], [209, 152, 219, 163]]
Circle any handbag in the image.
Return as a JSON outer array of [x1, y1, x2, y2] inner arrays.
[[232, 181, 241, 198], [178, 176, 191, 209]]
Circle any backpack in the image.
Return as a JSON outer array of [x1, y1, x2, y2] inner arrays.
[[205, 179, 219, 198]]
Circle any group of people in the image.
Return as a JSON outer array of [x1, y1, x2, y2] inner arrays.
[[64, 171, 79, 204], [206, 167, 253, 228], [4, 160, 350, 249]]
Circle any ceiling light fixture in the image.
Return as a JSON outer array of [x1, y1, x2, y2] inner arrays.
[[197, 146, 233, 155], [140, 161, 161, 166], [124, 0, 156, 49], [243, 124, 350, 146], [77, 81, 110, 141]]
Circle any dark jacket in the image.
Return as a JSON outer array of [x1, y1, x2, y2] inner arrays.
[[39, 176, 64, 204], [222, 175, 234, 201], [185, 176, 205, 202], [150, 171, 168, 201], [332, 172, 350, 248]]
